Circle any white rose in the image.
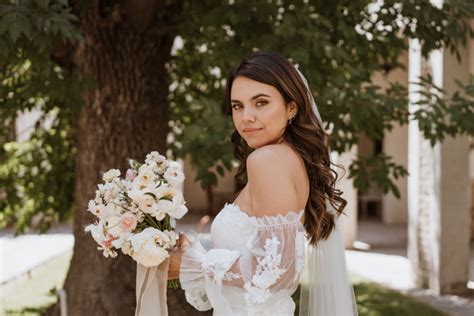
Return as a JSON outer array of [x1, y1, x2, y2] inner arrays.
[[129, 228, 170, 267], [103, 169, 121, 182], [132, 242, 168, 267]]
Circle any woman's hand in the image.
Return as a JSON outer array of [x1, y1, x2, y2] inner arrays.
[[168, 232, 190, 280]]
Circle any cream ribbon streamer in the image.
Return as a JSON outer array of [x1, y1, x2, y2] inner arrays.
[[135, 258, 170, 316]]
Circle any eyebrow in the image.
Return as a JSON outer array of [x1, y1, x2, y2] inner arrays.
[[231, 93, 271, 103]]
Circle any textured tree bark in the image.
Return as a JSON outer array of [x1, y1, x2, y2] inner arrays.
[[44, 2, 209, 315]]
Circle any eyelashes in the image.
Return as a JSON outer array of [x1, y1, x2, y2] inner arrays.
[[231, 101, 268, 110]]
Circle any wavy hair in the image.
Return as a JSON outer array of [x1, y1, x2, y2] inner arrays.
[[221, 51, 347, 245]]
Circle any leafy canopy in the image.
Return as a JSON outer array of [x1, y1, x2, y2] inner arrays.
[[1, 0, 473, 232]]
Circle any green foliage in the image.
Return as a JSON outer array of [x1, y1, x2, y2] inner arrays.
[[0, 0, 82, 67], [168, 0, 474, 197], [349, 153, 409, 198], [411, 74, 474, 145], [0, 0, 82, 232], [0, 107, 75, 233], [169, 95, 235, 189], [1, 0, 474, 232]]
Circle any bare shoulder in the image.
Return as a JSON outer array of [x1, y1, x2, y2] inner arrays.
[[247, 143, 302, 175], [246, 143, 302, 216]]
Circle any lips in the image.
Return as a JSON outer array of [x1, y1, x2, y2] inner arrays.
[[243, 128, 262, 133]]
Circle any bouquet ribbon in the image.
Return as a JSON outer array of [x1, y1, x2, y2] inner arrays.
[[135, 258, 170, 316]]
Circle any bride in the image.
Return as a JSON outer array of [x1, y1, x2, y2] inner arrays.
[[144, 51, 358, 315]]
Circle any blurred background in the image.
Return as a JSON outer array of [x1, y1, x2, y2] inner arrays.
[[1, 0, 474, 315]]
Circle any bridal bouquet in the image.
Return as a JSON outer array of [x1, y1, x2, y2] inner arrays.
[[84, 151, 187, 276]]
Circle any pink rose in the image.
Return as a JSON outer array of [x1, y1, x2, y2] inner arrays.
[[120, 212, 137, 232]]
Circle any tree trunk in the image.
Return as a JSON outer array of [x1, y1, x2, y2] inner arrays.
[[46, 2, 207, 315]]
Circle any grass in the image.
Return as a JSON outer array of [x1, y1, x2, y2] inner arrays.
[[292, 274, 446, 316], [353, 282, 446, 316], [1, 251, 446, 316], [0, 250, 72, 316]]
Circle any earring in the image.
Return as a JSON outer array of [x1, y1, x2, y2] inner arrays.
[[288, 113, 296, 125]]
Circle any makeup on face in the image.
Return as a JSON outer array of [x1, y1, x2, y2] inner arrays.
[[230, 77, 289, 148]]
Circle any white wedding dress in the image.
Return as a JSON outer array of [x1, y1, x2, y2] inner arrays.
[[136, 200, 357, 315], [179, 200, 359, 316], [179, 202, 306, 315]]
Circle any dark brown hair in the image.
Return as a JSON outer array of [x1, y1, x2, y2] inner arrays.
[[221, 51, 347, 245]]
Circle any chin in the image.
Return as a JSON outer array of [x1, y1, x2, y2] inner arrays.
[[244, 138, 269, 149]]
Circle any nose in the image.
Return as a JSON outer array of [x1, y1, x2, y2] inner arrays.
[[242, 106, 256, 122]]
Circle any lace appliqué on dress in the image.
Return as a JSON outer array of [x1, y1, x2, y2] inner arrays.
[[244, 235, 286, 304], [294, 231, 305, 281], [222, 271, 242, 281], [202, 249, 241, 284]]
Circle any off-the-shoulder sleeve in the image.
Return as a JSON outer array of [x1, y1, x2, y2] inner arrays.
[[179, 212, 306, 313]]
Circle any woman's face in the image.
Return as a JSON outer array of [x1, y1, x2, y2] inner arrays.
[[230, 76, 296, 149]]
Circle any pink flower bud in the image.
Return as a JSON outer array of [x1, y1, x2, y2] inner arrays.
[[126, 169, 137, 181]]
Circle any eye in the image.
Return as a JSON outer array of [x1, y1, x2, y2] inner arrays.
[[256, 100, 268, 107], [231, 103, 242, 110]]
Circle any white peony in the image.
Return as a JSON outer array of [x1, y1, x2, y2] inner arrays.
[[103, 169, 121, 182], [129, 228, 170, 267]]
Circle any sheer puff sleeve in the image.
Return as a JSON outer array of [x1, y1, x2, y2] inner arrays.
[[179, 210, 306, 314]]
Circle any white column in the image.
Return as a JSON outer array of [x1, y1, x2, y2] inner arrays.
[[435, 42, 471, 293], [408, 29, 471, 293], [407, 38, 423, 287]]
